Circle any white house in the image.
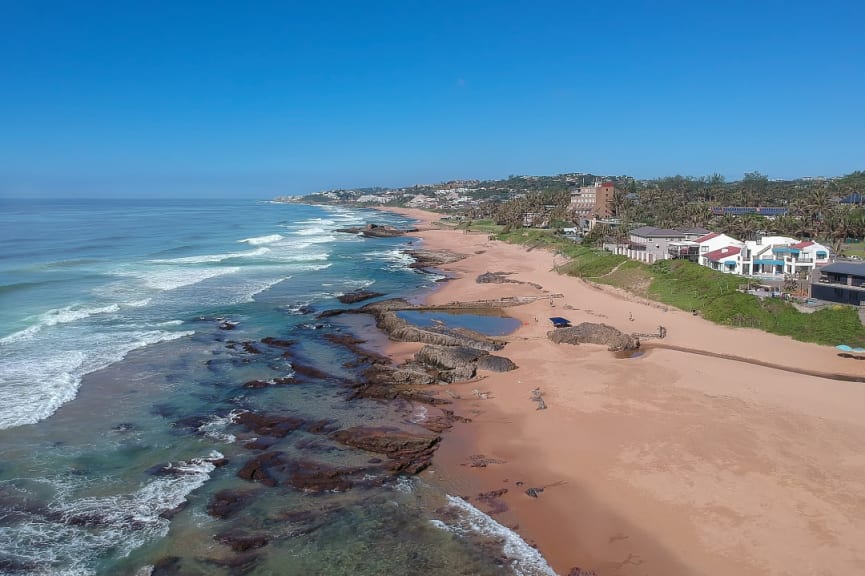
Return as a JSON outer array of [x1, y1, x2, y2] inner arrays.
[[779, 241, 831, 275], [695, 232, 744, 256], [702, 245, 742, 273], [740, 236, 798, 276]]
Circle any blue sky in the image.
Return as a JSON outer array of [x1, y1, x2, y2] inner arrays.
[[1, 0, 863, 198]]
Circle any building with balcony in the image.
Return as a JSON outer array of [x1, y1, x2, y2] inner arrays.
[[625, 226, 687, 263], [667, 241, 700, 261], [811, 262, 865, 305], [569, 181, 615, 218]]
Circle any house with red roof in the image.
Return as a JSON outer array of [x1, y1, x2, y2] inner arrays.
[[701, 246, 743, 273]]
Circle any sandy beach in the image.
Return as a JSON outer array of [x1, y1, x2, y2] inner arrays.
[[388, 208, 865, 576]]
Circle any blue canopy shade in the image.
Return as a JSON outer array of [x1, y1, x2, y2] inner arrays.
[[754, 259, 783, 266], [549, 317, 571, 328], [836, 344, 853, 352]]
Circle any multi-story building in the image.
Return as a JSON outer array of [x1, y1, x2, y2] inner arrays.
[[624, 226, 687, 263], [569, 181, 615, 218], [812, 262, 865, 305]]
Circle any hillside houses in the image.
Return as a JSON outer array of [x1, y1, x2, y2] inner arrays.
[[605, 228, 832, 278]]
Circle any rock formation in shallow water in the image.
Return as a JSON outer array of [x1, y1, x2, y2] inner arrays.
[[335, 223, 417, 237], [337, 289, 385, 304]]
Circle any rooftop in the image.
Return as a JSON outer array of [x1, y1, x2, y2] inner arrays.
[[821, 262, 865, 276], [704, 246, 741, 262], [630, 226, 686, 238]]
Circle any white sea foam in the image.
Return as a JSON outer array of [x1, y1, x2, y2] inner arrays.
[[271, 252, 330, 263], [0, 304, 122, 345], [233, 275, 292, 304], [296, 217, 336, 226], [135, 266, 241, 291], [294, 263, 332, 272], [149, 246, 269, 264], [295, 226, 331, 237], [0, 452, 221, 574], [239, 233, 284, 245], [198, 410, 246, 443], [432, 495, 557, 576], [0, 329, 194, 431]]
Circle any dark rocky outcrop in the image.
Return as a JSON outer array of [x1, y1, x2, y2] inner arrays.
[[335, 223, 417, 237], [337, 289, 385, 304], [237, 451, 368, 492], [235, 412, 306, 438], [226, 341, 262, 354], [405, 249, 466, 268], [283, 458, 361, 493], [237, 452, 282, 486], [215, 532, 269, 552], [414, 345, 516, 382], [548, 322, 639, 352], [415, 345, 487, 369], [207, 489, 258, 519], [289, 362, 337, 381], [330, 426, 440, 474], [476, 271, 543, 290], [325, 333, 390, 364], [260, 337, 297, 348]]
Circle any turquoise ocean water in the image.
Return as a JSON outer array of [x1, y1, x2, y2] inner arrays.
[[0, 199, 554, 576]]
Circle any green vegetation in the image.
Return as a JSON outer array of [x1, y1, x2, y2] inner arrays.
[[485, 230, 865, 347], [456, 219, 502, 234]]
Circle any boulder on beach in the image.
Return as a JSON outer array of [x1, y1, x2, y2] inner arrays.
[[547, 322, 639, 352], [477, 354, 517, 372], [405, 249, 466, 269]]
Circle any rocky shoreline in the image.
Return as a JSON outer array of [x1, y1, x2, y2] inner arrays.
[[149, 230, 645, 573]]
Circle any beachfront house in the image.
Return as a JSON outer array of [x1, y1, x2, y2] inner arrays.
[[625, 226, 687, 263], [779, 241, 831, 275], [811, 262, 865, 305], [680, 227, 711, 241], [695, 232, 744, 255], [667, 241, 701, 261], [740, 236, 798, 276], [702, 246, 742, 273]]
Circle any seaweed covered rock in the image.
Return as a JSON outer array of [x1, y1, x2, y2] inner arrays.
[[547, 322, 638, 352]]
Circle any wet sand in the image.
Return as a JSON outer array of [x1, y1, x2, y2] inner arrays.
[[389, 208, 865, 576]]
